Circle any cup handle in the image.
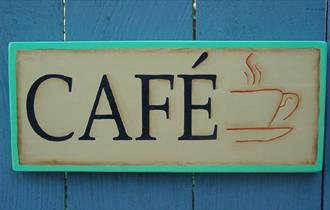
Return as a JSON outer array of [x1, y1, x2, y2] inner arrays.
[[276, 92, 300, 121]]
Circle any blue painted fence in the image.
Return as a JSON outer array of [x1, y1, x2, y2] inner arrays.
[[0, 0, 328, 209]]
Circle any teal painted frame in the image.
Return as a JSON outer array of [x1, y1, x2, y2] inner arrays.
[[9, 41, 327, 172]]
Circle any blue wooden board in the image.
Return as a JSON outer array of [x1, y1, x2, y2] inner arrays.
[[66, 0, 193, 209], [67, 0, 192, 40], [0, 0, 328, 209], [197, 0, 324, 41], [195, 0, 325, 209], [0, 1, 64, 209], [323, 0, 330, 209]]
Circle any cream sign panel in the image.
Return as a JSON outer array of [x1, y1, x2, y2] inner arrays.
[[9, 42, 326, 172]]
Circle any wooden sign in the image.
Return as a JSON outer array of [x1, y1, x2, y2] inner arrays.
[[9, 41, 326, 172]]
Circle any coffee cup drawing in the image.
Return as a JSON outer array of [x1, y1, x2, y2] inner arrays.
[[226, 52, 300, 143], [226, 88, 299, 142], [192, 51, 301, 143]]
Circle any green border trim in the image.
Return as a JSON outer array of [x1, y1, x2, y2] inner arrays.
[[8, 41, 327, 173]]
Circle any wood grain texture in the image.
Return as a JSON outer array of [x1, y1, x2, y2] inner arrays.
[[323, 0, 330, 209], [0, 1, 64, 209], [67, 0, 192, 40], [66, 0, 192, 209], [195, 0, 325, 209], [197, 0, 325, 40]]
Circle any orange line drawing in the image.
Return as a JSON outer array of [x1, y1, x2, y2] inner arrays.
[[245, 53, 262, 86], [228, 88, 300, 143], [268, 92, 300, 124], [244, 71, 249, 85], [246, 53, 256, 85], [228, 53, 300, 143], [281, 92, 300, 120], [254, 64, 262, 85], [230, 88, 283, 93], [226, 127, 293, 143], [230, 88, 300, 126], [280, 97, 293, 108]]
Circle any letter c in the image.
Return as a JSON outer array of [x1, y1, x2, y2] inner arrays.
[[26, 74, 73, 141]]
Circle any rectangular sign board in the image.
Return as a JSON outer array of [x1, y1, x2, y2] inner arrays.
[[9, 41, 326, 172]]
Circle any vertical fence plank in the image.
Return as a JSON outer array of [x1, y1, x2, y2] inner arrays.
[[195, 0, 325, 210], [197, 0, 324, 40], [323, 0, 330, 209], [66, 0, 192, 209], [0, 1, 64, 209]]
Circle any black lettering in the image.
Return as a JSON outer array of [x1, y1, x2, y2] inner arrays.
[[177, 74, 217, 140], [79, 75, 131, 140], [135, 75, 174, 140], [26, 74, 74, 141]]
